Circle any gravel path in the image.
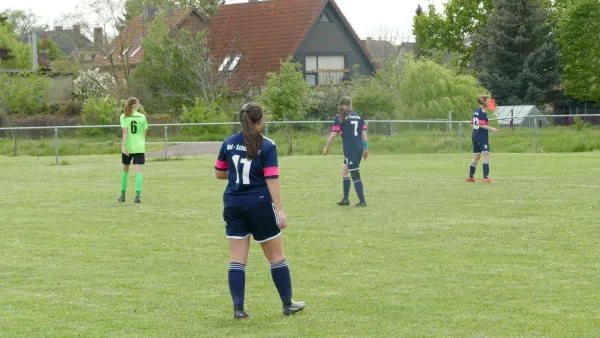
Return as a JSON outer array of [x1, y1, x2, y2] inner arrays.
[[147, 142, 221, 158]]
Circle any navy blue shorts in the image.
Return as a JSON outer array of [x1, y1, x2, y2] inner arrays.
[[223, 201, 281, 243], [343, 152, 362, 171], [472, 139, 491, 153]]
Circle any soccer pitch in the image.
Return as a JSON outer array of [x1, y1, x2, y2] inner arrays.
[[1, 153, 599, 337]]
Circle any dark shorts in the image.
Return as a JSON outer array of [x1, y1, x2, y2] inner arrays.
[[343, 152, 362, 171], [122, 153, 145, 165], [223, 201, 281, 243], [472, 139, 491, 153]]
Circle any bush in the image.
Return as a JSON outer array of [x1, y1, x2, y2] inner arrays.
[[573, 116, 591, 131], [80, 97, 122, 136], [73, 70, 118, 102], [0, 114, 83, 139], [180, 98, 232, 136], [44, 101, 84, 116], [0, 72, 49, 115]]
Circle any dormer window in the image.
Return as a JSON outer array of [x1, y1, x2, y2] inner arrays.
[[130, 46, 142, 57], [219, 55, 243, 72], [218, 55, 231, 72], [320, 13, 332, 23]]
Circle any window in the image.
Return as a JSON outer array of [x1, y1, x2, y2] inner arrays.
[[218, 55, 231, 72], [305, 73, 317, 88], [130, 46, 142, 57], [228, 55, 242, 71], [103, 48, 115, 60], [119, 47, 130, 58], [320, 13, 332, 23], [305, 55, 347, 85]]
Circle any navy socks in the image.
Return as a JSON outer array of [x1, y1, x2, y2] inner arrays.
[[228, 263, 246, 311], [270, 260, 293, 306]]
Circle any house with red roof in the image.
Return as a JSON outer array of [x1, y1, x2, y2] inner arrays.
[[95, 0, 375, 90], [210, 0, 376, 90], [93, 6, 208, 74]]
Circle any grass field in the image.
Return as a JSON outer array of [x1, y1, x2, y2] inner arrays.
[[1, 153, 599, 337]]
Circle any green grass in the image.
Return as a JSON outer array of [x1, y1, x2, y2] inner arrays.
[[1, 153, 599, 337], [4, 126, 600, 156]]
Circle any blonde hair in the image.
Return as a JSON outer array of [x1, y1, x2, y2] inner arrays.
[[124, 97, 139, 117], [477, 95, 490, 107]]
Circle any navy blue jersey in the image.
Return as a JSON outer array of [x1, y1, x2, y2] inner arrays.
[[215, 133, 279, 207], [471, 107, 489, 141], [332, 110, 367, 155]]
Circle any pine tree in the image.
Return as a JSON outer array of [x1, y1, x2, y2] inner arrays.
[[472, 0, 560, 105]]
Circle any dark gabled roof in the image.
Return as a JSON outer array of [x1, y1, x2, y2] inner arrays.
[[20, 29, 95, 56], [210, 0, 374, 90], [362, 38, 398, 62], [94, 6, 207, 67]]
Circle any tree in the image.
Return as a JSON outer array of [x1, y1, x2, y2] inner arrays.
[[259, 58, 311, 155], [397, 57, 488, 120], [556, 0, 600, 102], [124, 0, 224, 19], [134, 14, 229, 115], [413, 0, 494, 68], [0, 9, 47, 36], [472, 0, 560, 105], [0, 25, 32, 69]]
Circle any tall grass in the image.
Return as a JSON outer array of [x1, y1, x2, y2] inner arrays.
[[2, 127, 600, 156]]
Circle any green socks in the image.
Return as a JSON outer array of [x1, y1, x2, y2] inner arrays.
[[135, 173, 143, 197], [121, 172, 128, 195]]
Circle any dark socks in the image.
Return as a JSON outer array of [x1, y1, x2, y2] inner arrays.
[[353, 180, 365, 204], [469, 163, 477, 178], [343, 177, 351, 200], [228, 263, 246, 311], [483, 162, 490, 179], [270, 260, 292, 306]]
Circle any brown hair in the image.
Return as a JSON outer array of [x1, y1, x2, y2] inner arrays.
[[239, 102, 263, 160], [477, 95, 490, 107], [339, 96, 352, 124], [124, 97, 139, 117]]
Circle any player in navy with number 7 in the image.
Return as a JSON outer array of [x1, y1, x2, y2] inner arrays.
[[214, 103, 305, 319], [467, 95, 499, 183], [323, 96, 369, 207]]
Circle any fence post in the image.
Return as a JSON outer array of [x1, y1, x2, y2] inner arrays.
[[54, 128, 59, 165], [428, 123, 430, 131], [390, 122, 393, 136], [164, 126, 168, 160], [534, 118, 538, 153], [410, 123, 413, 131], [458, 123, 463, 153], [13, 132, 17, 156], [448, 111, 453, 132]]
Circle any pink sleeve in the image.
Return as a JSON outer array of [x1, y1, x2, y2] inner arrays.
[[332, 125, 341, 132], [362, 124, 367, 130], [215, 159, 228, 170], [263, 167, 279, 177]]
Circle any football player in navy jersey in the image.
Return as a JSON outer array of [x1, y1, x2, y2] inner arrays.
[[214, 103, 304, 319], [467, 95, 499, 183], [323, 96, 369, 207]]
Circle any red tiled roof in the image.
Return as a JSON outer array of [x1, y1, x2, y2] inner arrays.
[[210, 0, 373, 91], [94, 6, 205, 68]]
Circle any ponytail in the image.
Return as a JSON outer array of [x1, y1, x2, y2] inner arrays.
[[124, 97, 139, 117], [339, 96, 352, 124], [239, 103, 264, 160]]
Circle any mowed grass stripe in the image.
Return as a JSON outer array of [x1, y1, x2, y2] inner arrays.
[[0, 154, 599, 337]]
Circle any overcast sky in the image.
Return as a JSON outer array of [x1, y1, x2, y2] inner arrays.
[[1, 0, 445, 40]]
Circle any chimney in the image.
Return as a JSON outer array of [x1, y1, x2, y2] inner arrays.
[[38, 34, 50, 71], [73, 24, 81, 33], [54, 25, 63, 31], [94, 27, 103, 47], [144, 6, 158, 21]]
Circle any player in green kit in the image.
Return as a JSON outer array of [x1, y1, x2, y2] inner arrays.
[[118, 97, 148, 203]]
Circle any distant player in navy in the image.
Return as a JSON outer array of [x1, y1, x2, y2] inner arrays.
[[467, 95, 499, 183], [323, 96, 369, 207], [214, 103, 305, 319]]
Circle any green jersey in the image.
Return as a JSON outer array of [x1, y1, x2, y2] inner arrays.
[[120, 111, 148, 154]]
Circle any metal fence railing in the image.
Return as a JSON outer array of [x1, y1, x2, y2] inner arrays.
[[1, 114, 599, 164]]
